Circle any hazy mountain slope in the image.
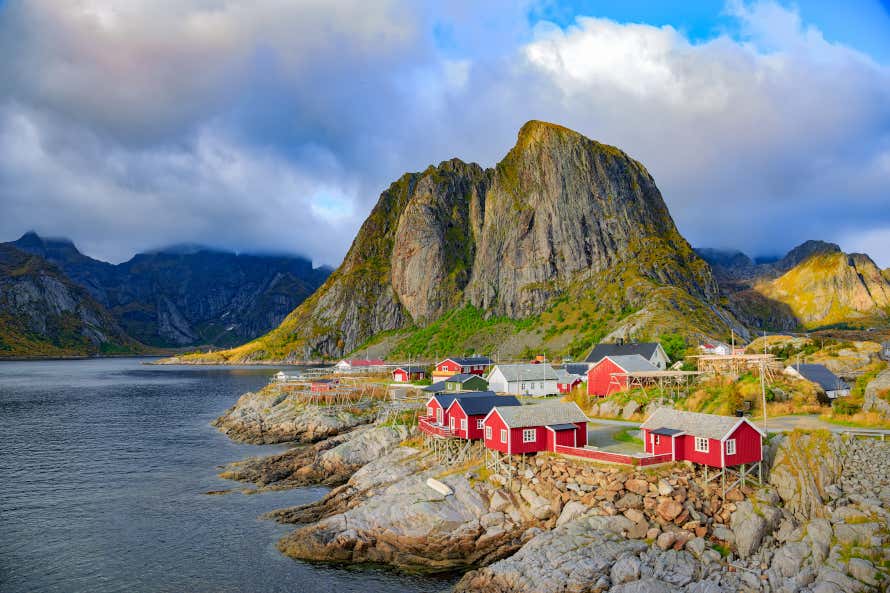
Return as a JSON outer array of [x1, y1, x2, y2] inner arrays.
[[184, 121, 738, 363], [698, 241, 890, 330], [0, 244, 141, 357], [11, 233, 330, 348]]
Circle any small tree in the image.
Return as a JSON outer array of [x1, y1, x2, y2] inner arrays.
[[660, 333, 687, 363]]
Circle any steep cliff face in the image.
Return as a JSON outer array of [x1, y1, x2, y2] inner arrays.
[[10, 233, 329, 347], [191, 121, 730, 363], [467, 121, 714, 318], [0, 245, 139, 357]]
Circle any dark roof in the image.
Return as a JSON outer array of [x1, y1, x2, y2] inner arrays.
[[429, 391, 494, 409], [450, 394, 520, 416], [422, 381, 447, 393], [651, 427, 685, 436], [547, 423, 577, 431], [602, 355, 659, 373], [444, 356, 494, 366], [394, 365, 426, 373], [793, 364, 849, 391], [585, 342, 661, 363], [446, 373, 486, 384], [564, 363, 591, 376], [641, 408, 764, 440]]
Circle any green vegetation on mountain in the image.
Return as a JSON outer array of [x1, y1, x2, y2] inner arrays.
[[0, 244, 142, 358]]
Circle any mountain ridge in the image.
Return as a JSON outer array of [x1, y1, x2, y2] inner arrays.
[[181, 120, 739, 363]]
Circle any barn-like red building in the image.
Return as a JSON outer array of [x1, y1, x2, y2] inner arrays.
[[392, 365, 426, 383], [639, 408, 764, 468], [310, 378, 338, 392], [446, 395, 521, 439], [587, 355, 658, 397], [482, 401, 588, 455], [433, 356, 493, 379]]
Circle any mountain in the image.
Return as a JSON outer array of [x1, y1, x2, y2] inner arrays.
[[698, 241, 890, 330], [186, 121, 740, 363], [9, 232, 330, 348], [0, 244, 140, 357]]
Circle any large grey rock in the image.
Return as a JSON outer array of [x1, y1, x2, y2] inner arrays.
[[862, 369, 890, 418], [731, 501, 768, 558], [556, 501, 589, 527], [769, 431, 846, 520], [611, 554, 642, 584]]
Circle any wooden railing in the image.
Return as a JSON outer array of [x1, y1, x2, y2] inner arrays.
[[419, 418, 454, 438]]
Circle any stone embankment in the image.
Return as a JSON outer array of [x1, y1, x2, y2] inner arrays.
[[211, 388, 374, 444]]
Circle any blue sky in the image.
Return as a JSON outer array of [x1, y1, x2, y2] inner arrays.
[[0, 0, 889, 267]]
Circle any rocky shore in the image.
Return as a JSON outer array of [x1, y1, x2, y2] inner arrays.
[[214, 391, 889, 592], [211, 387, 376, 444]]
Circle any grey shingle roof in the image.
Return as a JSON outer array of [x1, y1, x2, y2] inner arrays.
[[491, 401, 588, 428], [640, 408, 761, 440], [791, 364, 848, 392], [446, 373, 486, 384], [491, 363, 558, 381], [603, 355, 659, 373], [564, 363, 591, 376], [394, 365, 426, 373], [555, 369, 583, 383], [585, 342, 661, 363], [422, 381, 447, 393], [450, 395, 521, 416]]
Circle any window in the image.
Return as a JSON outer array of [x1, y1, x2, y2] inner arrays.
[[476, 419, 484, 430], [694, 437, 709, 453], [654, 435, 660, 445], [427, 406, 433, 417], [500, 429, 508, 443], [460, 419, 467, 431], [522, 429, 536, 443], [726, 439, 736, 456], [485, 426, 492, 439], [437, 409, 443, 424], [450, 418, 455, 431]]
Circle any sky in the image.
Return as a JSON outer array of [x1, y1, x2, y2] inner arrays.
[[0, 0, 889, 267]]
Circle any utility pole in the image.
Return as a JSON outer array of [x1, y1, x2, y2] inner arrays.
[[760, 359, 768, 433]]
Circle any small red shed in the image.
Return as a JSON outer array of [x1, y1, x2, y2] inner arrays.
[[556, 370, 584, 394], [587, 355, 658, 397], [482, 401, 588, 455], [310, 378, 338, 392], [392, 365, 426, 383], [433, 356, 493, 379], [446, 395, 521, 440], [639, 408, 764, 468]]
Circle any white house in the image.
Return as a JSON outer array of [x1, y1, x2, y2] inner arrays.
[[699, 341, 731, 356], [487, 363, 559, 397]]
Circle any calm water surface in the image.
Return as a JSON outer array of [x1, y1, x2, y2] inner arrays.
[[0, 358, 454, 593]]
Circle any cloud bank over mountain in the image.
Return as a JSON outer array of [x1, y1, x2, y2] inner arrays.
[[1, 0, 888, 266]]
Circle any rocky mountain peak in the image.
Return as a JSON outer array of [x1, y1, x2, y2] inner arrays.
[[777, 240, 841, 272]]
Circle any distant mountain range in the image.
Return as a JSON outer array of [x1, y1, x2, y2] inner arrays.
[[0, 232, 329, 357], [696, 241, 890, 331]]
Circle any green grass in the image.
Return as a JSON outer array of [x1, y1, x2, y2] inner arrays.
[[613, 427, 643, 445]]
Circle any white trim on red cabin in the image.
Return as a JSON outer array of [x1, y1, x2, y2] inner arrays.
[[719, 417, 767, 441]]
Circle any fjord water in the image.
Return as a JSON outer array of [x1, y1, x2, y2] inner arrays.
[[0, 358, 451, 593]]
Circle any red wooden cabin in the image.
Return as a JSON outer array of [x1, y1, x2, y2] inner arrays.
[[639, 408, 764, 468], [392, 365, 426, 383], [556, 373, 583, 394], [433, 356, 493, 379], [423, 391, 493, 430], [587, 355, 657, 397], [446, 395, 521, 440], [482, 401, 588, 455]]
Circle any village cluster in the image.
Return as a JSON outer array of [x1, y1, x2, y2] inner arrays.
[[276, 339, 853, 492]]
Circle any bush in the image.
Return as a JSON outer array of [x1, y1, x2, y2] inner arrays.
[[832, 398, 861, 416]]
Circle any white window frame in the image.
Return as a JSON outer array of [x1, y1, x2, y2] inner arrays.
[[427, 406, 433, 417], [522, 428, 536, 443], [476, 419, 484, 430], [694, 437, 709, 453], [485, 425, 492, 439], [437, 409, 443, 424], [450, 417, 455, 431], [726, 439, 736, 456], [500, 429, 508, 443], [654, 434, 660, 445], [460, 418, 467, 431]]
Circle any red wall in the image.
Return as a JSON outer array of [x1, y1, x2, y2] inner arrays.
[[509, 426, 548, 454], [587, 358, 627, 397], [447, 403, 487, 439], [426, 397, 447, 425], [724, 421, 763, 466], [483, 411, 510, 453], [676, 435, 723, 467], [558, 379, 582, 394], [436, 360, 488, 376], [642, 429, 675, 457], [393, 370, 407, 382]]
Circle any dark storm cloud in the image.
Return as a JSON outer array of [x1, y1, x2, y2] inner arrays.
[[0, 0, 888, 268]]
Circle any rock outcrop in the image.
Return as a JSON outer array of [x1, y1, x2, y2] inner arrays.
[[211, 388, 374, 444], [862, 368, 890, 418], [184, 120, 731, 363]]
